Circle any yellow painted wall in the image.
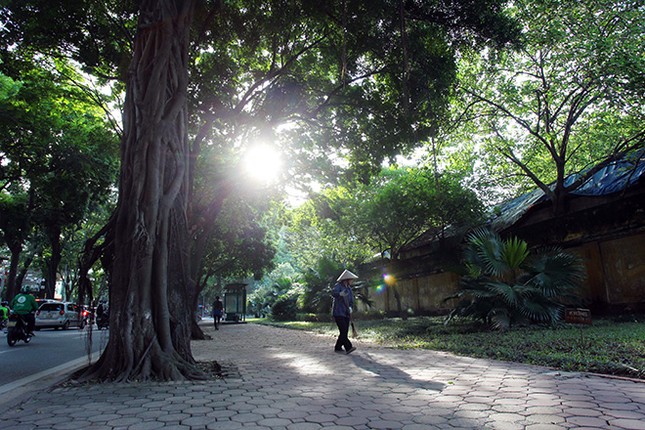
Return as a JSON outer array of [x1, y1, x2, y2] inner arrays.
[[362, 232, 645, 315]]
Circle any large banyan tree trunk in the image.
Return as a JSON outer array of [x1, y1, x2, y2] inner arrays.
[[84, 0, 202, 382]]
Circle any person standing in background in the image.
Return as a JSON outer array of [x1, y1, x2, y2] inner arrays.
[[212, 296, 224, 330]]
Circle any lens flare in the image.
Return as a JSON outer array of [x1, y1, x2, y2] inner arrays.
[[374, 284, 386, 295], [383, 274, 396, 286]]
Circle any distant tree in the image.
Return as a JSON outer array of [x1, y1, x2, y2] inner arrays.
[[286, 189, 373, 273], [0, 63, 118, 300], [348, 167, 483, 317], [459, 0, 645, 213], [349, 167, 484, 260], [190, 198, 275, 338], [60, 198, 116, 303], [0, 192, 32, 300], [33, 126, 117, 298], [0, 71, 39, 299], [283, 167, 482, 318]]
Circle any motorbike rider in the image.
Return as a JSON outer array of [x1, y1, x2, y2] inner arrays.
[[0, 301, 9, 329], [96, 300, 106, 317], [10, 286, 39, 335], [96, 300, 105, 318], [96, 300, 109, 327]]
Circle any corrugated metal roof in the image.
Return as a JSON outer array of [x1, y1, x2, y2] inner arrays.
[[567, 149, 645, 196], [490, 149, 645, 231]]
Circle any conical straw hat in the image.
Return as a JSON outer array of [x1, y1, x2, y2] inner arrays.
[[337, 269, 359, 282]]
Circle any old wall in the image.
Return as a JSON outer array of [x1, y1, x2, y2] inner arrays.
[[573, 242, 607, 304], [363, 231, 645, 316], [566, 232, 645, 312], [366, 272, 459, 316], [595, 232, 645, 308]]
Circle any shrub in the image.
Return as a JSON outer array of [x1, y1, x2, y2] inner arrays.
[[271, 295, 298, 321], [445, 228, 585, 330], [297, 313, 332, 322]]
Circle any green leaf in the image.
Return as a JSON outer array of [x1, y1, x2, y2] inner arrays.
[[501, 236, 528, 269]]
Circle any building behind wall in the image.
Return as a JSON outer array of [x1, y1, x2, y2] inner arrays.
[[493, 153, 645, 314], [361, 150, 645, 316], [359, 234, 463, 317]]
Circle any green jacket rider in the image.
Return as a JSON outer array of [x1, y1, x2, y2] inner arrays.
[[10, 286, 39, 333], [11, 288, 38, 314], [0, 301, 9, 322]]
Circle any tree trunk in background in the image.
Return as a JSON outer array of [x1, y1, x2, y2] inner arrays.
[[5, 245, 21, 300], [187, 185, 232, 340], [44, 226, 62, 299], [83, 0, 202, 382]]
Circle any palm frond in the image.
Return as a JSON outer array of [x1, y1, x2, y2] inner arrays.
[[484, 281, 520, 306], [501, 236, 529, 269], [526, 247, 585, 295], [466, 228, 509, 277], [518, 298, 562, 323], [464, 262, 482, 278], [446, 230, 585, 330], [488, 308, 511, 331], [466, 227, 497, 248]]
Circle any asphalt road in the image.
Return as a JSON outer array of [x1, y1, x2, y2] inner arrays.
[[0, 326, 107, 388]]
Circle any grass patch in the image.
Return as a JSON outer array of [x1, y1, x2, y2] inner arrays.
[[255, 316, 645, 380]]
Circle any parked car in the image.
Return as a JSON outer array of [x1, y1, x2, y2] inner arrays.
[[35, 302, 84, 330], [35, 298, 56, 308]]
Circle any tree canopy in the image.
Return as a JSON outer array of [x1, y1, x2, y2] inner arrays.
[[0, 60, 118, 301], [457, 0, 645, 212], [348, 167, 483, 259], [11, 0, 630, 383]]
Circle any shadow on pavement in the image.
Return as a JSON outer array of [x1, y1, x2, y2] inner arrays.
[[350, 351, 446, 392]]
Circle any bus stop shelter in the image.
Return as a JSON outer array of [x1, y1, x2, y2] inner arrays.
[[223, 283, 247, 323]]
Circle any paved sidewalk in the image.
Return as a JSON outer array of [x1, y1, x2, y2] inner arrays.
[[1, 322, 643, 429]]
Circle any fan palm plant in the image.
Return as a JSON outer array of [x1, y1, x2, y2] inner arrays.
[[445, 228, 585, 330]]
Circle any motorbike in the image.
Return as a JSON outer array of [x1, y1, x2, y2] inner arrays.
[[6, 312, 32, 346]]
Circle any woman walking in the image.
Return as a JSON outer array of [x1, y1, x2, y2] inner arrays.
[[332, 269, 357, 354]]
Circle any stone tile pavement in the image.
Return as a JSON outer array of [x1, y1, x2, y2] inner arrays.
[[0, 321, 643, 429]]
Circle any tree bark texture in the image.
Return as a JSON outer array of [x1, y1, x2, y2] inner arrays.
[[44, 225, 62, 299], [85, 0, 201, 382], [5, 246, 21, 300]]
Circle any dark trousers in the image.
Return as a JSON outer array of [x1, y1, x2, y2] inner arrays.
[[334, 316, 353, 351], [19, 313, 35, 332], [213, 311, 222, 328]]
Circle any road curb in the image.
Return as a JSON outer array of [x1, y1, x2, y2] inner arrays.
[[0, 355, 93, 412]]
